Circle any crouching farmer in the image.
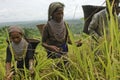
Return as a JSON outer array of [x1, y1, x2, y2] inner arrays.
[[5, 26, 34, 80]]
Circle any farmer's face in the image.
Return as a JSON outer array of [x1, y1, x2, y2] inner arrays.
[[52, 7, 64, 23], [10, 32, 22, 44]]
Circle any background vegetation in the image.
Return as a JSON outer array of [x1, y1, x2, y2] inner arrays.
[[0, 17, 120, 80]]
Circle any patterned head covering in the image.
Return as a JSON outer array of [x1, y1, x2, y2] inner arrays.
[[8, 26, 24, 35], [48, 2, 65, 21]]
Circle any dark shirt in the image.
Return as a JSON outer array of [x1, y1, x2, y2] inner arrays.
[[6, 44, 34, 69], [42, 22, 69, 59], [42, 22, 69, 47]]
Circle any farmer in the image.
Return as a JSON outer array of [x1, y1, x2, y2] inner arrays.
[[42, 2, 72, 59], [5, 26, 34, 80], [88, 0, 120, 40]]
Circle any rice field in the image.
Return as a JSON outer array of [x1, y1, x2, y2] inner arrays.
[[0, 20, 120, 80], [0, 2, 120, 80]]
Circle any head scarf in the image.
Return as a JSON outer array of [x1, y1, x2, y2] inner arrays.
[[48, 19, 66, 42], [8, 26, 24, 35], [48, 2, 65, 21]]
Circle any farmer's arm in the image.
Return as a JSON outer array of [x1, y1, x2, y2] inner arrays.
[[88, 13, 99, 38], [27, 44, 34, 74], [42, 25, 60, 52], [67, 34, 72, 44], [5, 46, 12, 78], [5, 62, 11, 76], [29, 59, 34, 74], [66, 25, 82, 47], [64, 22, 72, 44]]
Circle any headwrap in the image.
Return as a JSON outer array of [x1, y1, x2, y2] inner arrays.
[[48, 2, 65, 21], [8, 26, 24, 35]]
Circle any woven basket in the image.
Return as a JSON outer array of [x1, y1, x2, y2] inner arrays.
[[26, 38, 40, 50], [36, 24, 45, 35], [82, 5, 105, 34]]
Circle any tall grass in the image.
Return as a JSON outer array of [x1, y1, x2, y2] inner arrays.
[[0, 1, 120, 80]]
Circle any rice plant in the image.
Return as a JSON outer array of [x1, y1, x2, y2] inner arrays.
[[0, 1, 120, 80]]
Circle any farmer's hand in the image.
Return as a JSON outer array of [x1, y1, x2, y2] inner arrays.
[[49, 45, 60, 53], [29, 59, 34, 76], [75, 40, 82, 47], [5, 77, 12, 80], [5, 72, 13, 80], [29, 68, 34, 75]]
